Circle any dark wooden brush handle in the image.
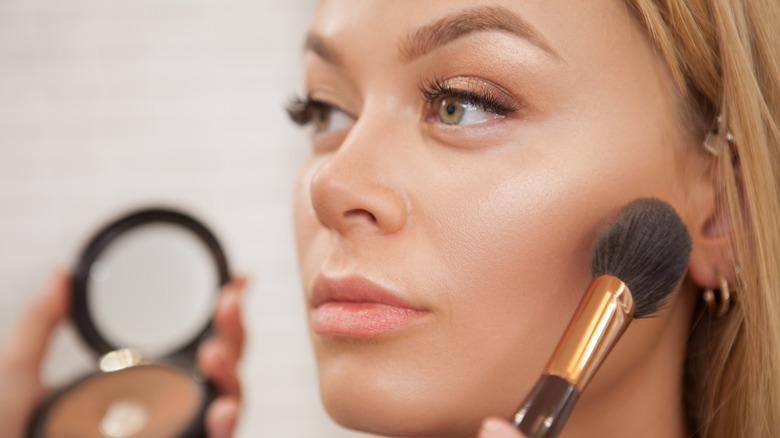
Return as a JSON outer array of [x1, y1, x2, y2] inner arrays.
[[512, 374, 579, 438]]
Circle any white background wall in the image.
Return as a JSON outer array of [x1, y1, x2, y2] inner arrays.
[[0, 1, 373, 437]]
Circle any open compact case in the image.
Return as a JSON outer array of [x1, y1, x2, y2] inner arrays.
[[28, 208, 230, 438]]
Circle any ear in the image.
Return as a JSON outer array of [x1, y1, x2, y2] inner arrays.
[[687, 154, 741, 289]]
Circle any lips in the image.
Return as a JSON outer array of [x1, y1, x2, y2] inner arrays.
[[310, 275, 428, 338]]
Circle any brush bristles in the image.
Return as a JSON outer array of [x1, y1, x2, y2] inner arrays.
[[590, 198, 692, 318]]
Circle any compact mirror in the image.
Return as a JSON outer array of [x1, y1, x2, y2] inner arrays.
[[86, 223, 218, 357], [71, 209, 230, 358]]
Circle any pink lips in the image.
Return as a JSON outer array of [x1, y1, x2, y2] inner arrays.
[[310, 275, 428, 338]]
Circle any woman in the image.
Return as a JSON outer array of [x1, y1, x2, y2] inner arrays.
[[287, 1, 780, 437], [2, 1, 779, 437]]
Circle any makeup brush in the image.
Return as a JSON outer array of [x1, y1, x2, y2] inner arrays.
[[512, 198, 692, 438]]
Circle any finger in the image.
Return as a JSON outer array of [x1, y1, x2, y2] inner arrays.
[[213, 276, 247, 357], [0, 270, 70, 373], [205, 395, 239, 438], [477, 417, 526, 438], [197, 338, 241, 398]]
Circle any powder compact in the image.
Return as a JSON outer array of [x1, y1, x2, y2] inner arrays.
[[28, 208, 230, 438]]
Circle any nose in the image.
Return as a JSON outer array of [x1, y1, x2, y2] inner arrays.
[[308, 127, 409, 236]]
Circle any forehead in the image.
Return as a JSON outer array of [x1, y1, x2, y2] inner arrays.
[[308, 0, 639, 62]]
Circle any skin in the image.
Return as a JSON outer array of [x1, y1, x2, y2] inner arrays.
[[294, 1, 725, 437]]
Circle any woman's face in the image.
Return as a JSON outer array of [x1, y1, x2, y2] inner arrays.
[[293, 1, 709, 436]]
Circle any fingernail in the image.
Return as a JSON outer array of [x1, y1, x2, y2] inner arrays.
[[234, 275, 248, 287], [479, 418, 522, 438], [224, 275, 248, 293]]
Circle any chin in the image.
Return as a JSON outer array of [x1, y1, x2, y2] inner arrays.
[[320, 386, 480, 438], [313, 343, 522, 438]]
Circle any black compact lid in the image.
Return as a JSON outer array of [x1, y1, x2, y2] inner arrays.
[[71, 208, 230, 358]]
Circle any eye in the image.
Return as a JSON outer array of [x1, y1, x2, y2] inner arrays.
[[286, 96, 355, 134], [311, 103, 355, 133], [436, 96, 502, 126], [421, 77, 522, 127]]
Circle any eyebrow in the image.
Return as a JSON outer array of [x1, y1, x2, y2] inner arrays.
[[400, 6, 560, 62], [304, 32, 342, 66], [303, 6, 559, 66]]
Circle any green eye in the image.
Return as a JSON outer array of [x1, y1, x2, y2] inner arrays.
[[306, 103, 354, 133], [438, 96, 466, 125], [434, 95, 504, 126], [313, 105, 331, 132]]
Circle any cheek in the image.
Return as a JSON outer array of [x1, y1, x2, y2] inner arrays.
[[414, 125, 684, 380], [424, 135, 675, 312], [416, 157, 598, 383]]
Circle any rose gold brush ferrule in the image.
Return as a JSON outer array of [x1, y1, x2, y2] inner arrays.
[[543, 275, 635, 392]]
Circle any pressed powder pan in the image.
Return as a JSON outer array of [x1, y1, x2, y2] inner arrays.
[[44, 365, 200, 438], [28, 208, 230, 438]]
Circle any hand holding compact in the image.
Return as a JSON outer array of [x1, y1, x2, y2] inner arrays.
[[8, 208, 245, 438], [0, 271, 246, 438]]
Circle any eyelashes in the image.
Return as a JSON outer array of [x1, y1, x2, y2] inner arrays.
[[286, 95, 355, 134], [418, 76, 522, 117], [286, 95, 323, 126], [286, 76, 524, 127]]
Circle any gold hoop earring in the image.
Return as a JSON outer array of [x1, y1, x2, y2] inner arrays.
[[702, 271, 731, 317], [704, 114, 735, 156]]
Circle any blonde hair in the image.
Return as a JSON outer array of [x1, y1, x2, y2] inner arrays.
[[625, 0, 780, 436]]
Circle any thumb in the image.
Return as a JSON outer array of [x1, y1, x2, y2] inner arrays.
[[476, 417, 527, 438], [0, 270, 70, 375]]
